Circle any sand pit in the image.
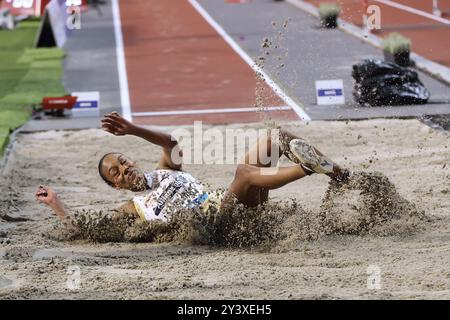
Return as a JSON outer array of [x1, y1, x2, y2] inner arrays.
[[1, 119, 450, 299]]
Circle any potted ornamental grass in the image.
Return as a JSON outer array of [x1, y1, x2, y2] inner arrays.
[[319, 3, 341, 28], [382, 32, 412, 67]]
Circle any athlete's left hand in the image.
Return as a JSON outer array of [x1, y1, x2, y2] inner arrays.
[[101, 112, 136, 136], [35, 185, 58, 206]]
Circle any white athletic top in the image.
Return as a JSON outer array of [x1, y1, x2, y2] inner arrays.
[[132, 169, 206, 222]]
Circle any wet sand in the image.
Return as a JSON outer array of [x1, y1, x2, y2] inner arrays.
[[1, 119, 449, 299]]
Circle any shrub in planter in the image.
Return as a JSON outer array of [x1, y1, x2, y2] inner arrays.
[[382, 33, 411, 67], [319, 3, 341, 28]]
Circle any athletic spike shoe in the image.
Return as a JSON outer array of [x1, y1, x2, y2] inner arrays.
[[289, 138, 335, 175]]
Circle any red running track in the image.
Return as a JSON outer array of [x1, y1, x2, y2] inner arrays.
[[305, 0, 450, 68], [119, 0, 300, 125]]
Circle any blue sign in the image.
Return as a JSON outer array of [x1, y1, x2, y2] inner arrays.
[[74, 101, 98, 109], [318, 89, 343, 97]]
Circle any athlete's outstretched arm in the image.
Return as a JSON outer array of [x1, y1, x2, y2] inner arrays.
[[101, 112, 182, 170], [36, 186, 139, 228], [35, 186, 76, 229]]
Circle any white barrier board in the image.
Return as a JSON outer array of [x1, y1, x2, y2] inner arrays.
[[72, 91, 100, 117]]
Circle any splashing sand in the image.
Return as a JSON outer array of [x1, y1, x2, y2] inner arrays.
[[49, 172, 425, 247], [319, 171, 425, 237], [255, 18, 292, 125]]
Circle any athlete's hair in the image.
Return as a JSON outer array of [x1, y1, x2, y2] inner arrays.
[[98, 153, 120, 188]]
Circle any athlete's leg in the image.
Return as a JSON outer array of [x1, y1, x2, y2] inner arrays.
[[225, 164, 308, 207], [240, 128, 348, 201], [238, 128, 296, 205], [225, 128, 300, 207], [222, 128, 349, 208], [240, 129, 278, 205]]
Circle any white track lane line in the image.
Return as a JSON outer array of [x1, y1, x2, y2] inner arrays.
[[375, 0, 450, 25], [111, 0, 132, 122], [188, 0, 311, 122], [132, 106, 291, 117]]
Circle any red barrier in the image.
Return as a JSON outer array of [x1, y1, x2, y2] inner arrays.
[[42, 96, 78, 110]]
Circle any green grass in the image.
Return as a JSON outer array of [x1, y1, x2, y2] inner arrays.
[[0, 20, 66, 154]]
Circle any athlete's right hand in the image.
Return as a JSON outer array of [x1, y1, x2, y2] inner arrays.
[[101, 112, 135, 136], [35, 185, 58, 206]]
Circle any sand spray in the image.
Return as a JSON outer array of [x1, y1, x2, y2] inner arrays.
[[50, 171, 425, 248]]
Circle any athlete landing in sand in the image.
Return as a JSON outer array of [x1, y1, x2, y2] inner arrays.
[[36, 112, 350, 228]]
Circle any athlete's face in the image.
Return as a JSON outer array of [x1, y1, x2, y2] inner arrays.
[[100, 153, 147, 191]]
